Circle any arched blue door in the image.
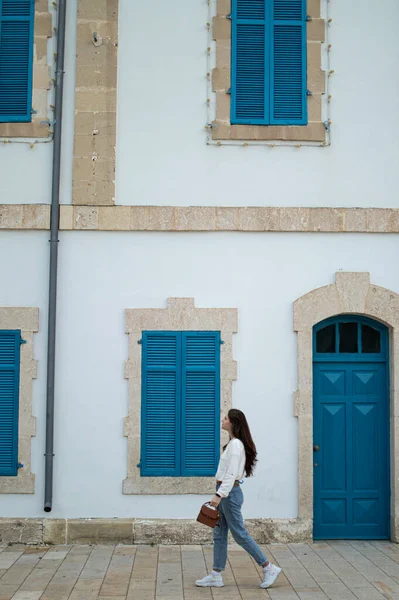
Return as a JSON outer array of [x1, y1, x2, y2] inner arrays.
[[313, 316, 390, 539]]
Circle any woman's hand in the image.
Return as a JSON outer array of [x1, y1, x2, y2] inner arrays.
[[210, 495, 221, 508]]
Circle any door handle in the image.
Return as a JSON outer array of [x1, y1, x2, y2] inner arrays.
[[313, 445, 320, 452]]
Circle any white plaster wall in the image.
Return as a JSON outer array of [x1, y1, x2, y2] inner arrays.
[[0, 231, 49, 507], [116, 0, 399, 207], [1, 230, 399, 519], [1, 0, 399, 208]]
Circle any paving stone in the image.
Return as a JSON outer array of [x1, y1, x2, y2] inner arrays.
[[99, 551, 135, 597], [282, 567, 317, 587], [10, 592, 43, 600], [373, 581, 399, 597], [295, 591, 329, 600], [39, 583, 73, 600], [268, 588, 300, 599], [69, 592, 98, 600], [126, 592, 154, 600], [17, 565, 63, 593], [202, 548, 242, 599], [371, 541, 399, 556], [182, 546, 212, 600], [318, 583, 357, 600], [328, 541, 399, 593], [0, 553, 24, 570], [41, 547, 70, 561], [126, 546, 157, 600], [1, 565, 34, 586], [229, 550, 264, 597], [113, 545, 136, 556], [40, 546, 93, 600], [351, 588, 387, 600], [68, 545, 94, 556], [17, 549, 65, 590], [72, 545, 113, 594], [288, 545, 340, 588], [156, 545, 183, 598], [0, 541, 397, 600], [309, 544, 371, 589], [23, 547, 49, 555], [0, 583, 20, 600], [155, 596, 184, 600]]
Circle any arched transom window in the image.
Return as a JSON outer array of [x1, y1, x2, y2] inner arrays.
[[314, 316, 387, 360]]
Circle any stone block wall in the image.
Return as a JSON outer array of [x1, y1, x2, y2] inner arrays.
[[73, 0, 118, 205]]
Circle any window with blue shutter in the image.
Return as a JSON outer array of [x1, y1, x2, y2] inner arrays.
[[0, 0, 35, 123], [141, 331, 220, 477], [0, 330, 21, 476], [231, 0, 307, 125]]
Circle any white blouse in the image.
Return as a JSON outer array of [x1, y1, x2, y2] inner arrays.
[[215, 438, 245, 498]]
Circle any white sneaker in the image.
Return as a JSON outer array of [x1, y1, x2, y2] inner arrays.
[[195, 573, 224, 587], [260, 563, 282, 589]]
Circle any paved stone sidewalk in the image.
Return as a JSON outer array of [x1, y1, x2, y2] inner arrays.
[[0, 541, 398, 600]]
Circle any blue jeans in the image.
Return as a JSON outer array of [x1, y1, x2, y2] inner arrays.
[[213, 485, 267, 571]]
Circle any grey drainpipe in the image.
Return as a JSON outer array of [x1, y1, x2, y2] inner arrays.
[[44, 0, 67, 513]]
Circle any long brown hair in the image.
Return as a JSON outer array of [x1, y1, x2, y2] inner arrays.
[[226, 409, 258, 477]]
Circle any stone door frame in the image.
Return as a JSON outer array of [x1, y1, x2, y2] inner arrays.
[[294, 272, 399, 541]]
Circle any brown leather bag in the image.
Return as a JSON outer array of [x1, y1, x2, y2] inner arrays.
[[196, 502, 220, 528]]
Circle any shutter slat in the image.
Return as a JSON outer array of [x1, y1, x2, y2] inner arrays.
[[181, 333, 220, 477], [273, 0, 302, 20], [2, 0, 31, 16], [141, 333, 181, 476], [0, 331, 20, 476], [237, 0, 265, 19], [0, 0, 34, 122], [271, 0, 307, 124]]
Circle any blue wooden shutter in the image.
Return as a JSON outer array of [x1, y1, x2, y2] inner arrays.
[[231, 0, 307, 125], [0, 0, 34, 123], [231, 0, 269, 124], [270, 0, 307, 124], [181, 332, 220, 477], [141, 332, 181, 476], [0, 330, 20, 476]]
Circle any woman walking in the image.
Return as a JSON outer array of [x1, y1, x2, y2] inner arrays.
[[196, 409, 281, 590]]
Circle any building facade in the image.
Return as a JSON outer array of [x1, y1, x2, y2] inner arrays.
[[0, 0, 398, 545]]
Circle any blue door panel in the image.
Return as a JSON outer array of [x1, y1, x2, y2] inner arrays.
[[353, 499, 379, 527], [320, 370, 346, 396], [353, 403, 377, 491], [313, 317, 390, 540], [322, 499, 346, 526], [321, 402, 346, 492]]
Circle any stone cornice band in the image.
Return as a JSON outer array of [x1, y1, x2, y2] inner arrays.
[[1, 205, 399, 233]]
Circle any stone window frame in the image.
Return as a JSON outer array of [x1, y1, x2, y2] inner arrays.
[[0, 308, 39, 494], [294, 272, 399, 542], [0, 3, 53, 139], [123, 298, 237, 494], [212, 0, 327, 143]]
